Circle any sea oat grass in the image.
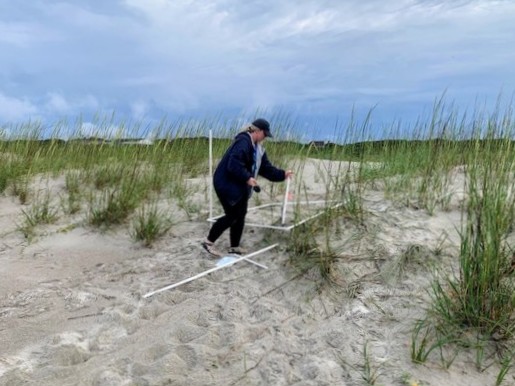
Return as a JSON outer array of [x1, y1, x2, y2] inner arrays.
[[10, 176, 31, 204], [412, 122, 515, 378], [17, 192, 59, 241], [88, 188, 139, 228], [131, 203, 173, 247]]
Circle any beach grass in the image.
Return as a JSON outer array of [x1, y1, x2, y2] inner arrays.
[[1, 104, 515, 382]]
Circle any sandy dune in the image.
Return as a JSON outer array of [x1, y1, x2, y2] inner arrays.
[[0, 159, 512, 385]]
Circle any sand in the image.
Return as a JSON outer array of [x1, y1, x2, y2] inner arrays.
[[0, 159, 513, 386]]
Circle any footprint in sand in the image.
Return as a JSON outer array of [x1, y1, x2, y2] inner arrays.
[[174, 344, 198, 369]]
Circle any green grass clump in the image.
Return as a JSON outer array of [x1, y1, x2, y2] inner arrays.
[[87, 188, 139, 228], [430, 144, 515, 337], [131, 203, 173, 247], [286, 205, 349, 287], [131, 203, 172, 247], [18, 193, 59, 241], [411, 129, 515, 381], [62, 171, 82, 214]]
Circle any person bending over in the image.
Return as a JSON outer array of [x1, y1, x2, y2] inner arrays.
[[202, 118, 293, 257]]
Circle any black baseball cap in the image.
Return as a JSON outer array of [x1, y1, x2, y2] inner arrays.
[[252, 118, 273, 138]]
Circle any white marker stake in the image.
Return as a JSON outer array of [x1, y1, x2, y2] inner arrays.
[[281, 177, 291, 225], [209, 129, 213, 219], [143, 244, 278, 298]]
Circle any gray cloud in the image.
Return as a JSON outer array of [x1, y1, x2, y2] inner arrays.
[[0, 0, 514, 137]]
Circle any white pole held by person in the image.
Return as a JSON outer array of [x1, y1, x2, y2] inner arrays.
[[281, 175, 291, 225]]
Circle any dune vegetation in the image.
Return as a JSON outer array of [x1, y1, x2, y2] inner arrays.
[[1, 102, 515, 384]]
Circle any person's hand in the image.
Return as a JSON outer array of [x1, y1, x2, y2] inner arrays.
[[247, 177, 258, 187], [285, 170, 294, 179]]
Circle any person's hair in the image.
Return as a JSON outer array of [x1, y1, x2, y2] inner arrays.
[[240, 124, 260, 134]]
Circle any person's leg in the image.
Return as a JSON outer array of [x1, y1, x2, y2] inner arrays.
[[229, 198, 248, 248], [207, 214, 233, 243], [207, 199, 241, 243], [203, 210, 234, 256]]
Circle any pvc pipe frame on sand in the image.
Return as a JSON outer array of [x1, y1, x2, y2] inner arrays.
[[143, 244, 278, 298]]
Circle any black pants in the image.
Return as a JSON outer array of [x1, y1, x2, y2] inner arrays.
[[208, 196, 248, 248]]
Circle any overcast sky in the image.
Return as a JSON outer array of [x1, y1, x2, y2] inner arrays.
[[1, 0, 515, 140]]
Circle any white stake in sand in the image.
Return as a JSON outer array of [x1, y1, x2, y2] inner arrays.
[[281, 176, 291, 225], [209, 129, 213, 219], [143, 243, 278, 298]]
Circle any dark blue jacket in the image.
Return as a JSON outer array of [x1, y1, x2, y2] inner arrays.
[[214, 132, 286, 206]]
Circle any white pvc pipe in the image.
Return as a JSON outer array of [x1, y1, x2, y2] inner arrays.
[[242, 258, 268, 269], [207, 200, 341, 222], [281, 177, 291, 225], [143, 243, 278, 298], [207, 202, 344, 231], [209, 129, 213, 219]]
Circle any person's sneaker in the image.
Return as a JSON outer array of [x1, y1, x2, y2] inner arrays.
[[201, 241, 222, 257], [227, 246, 247, 255]]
